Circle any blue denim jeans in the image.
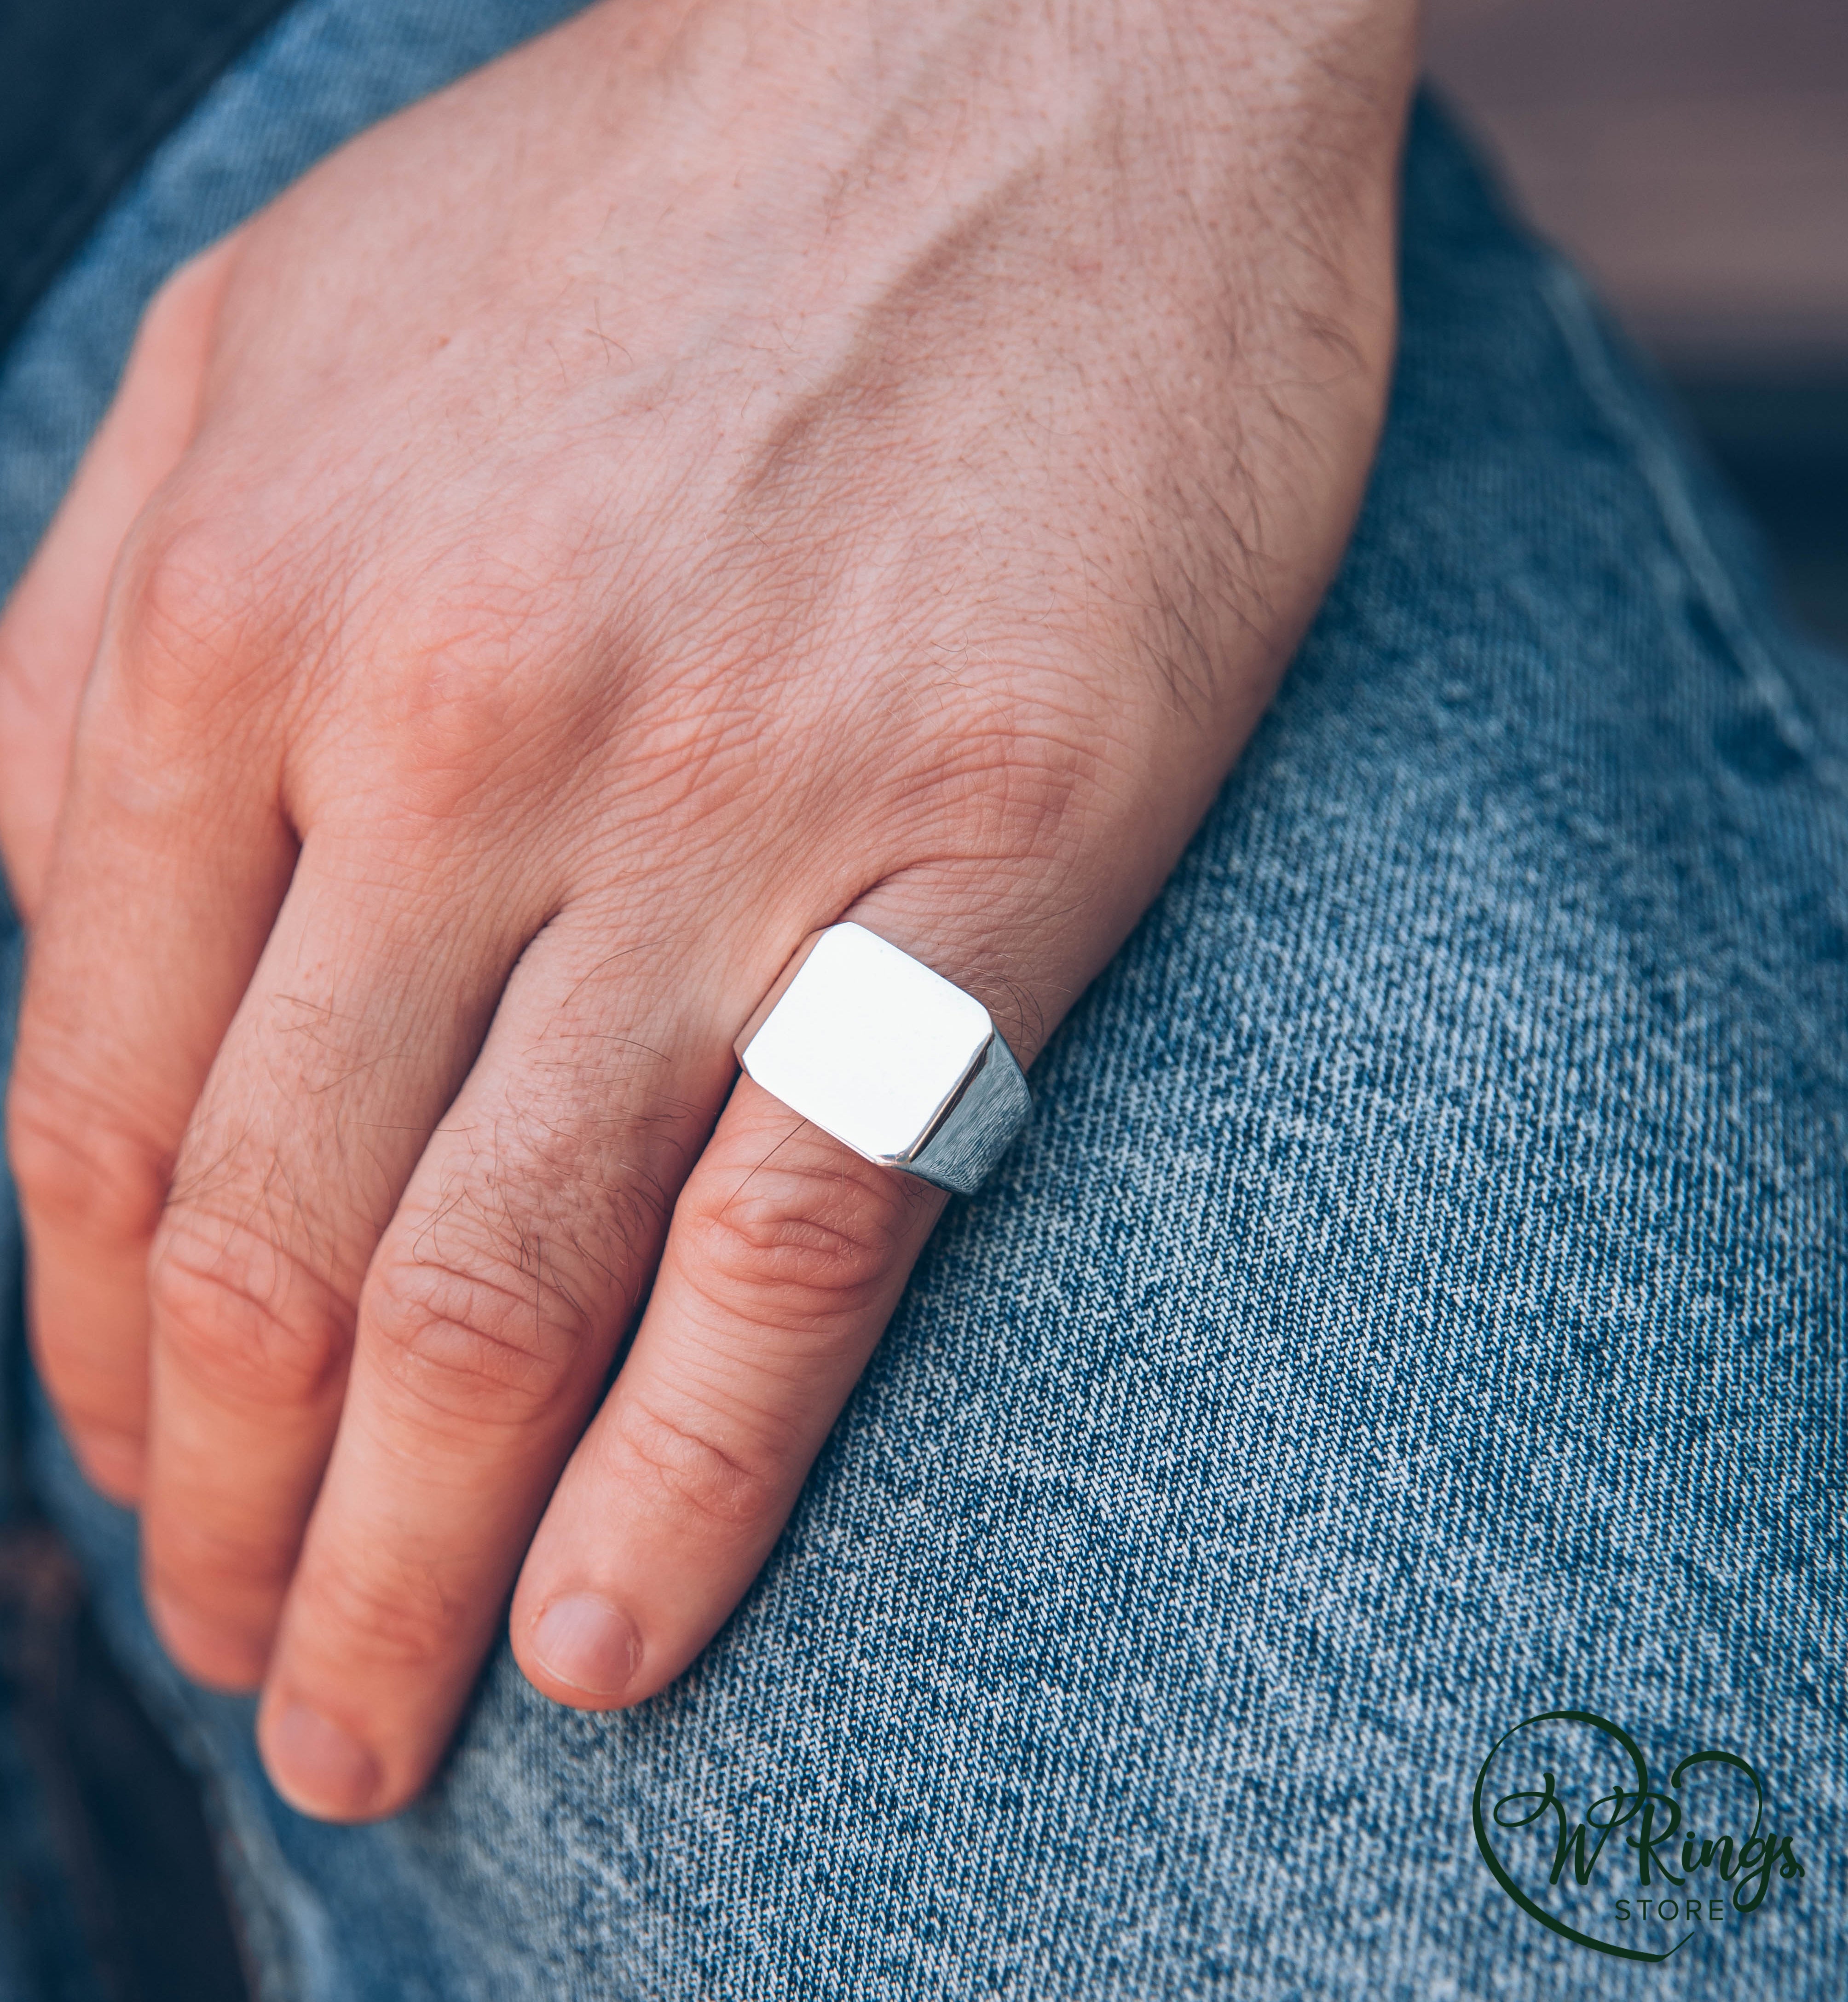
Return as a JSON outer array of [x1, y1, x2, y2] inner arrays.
[[0, 3, 1843, 1996]]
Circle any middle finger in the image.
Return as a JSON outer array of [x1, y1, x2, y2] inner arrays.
[[139, 834, 537, 1686]]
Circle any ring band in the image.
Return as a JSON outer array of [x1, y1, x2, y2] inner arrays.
[[734, 922, 1032, 1196]]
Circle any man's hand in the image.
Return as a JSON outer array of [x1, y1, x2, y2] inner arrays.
[[0, 0, 1412, 1819]]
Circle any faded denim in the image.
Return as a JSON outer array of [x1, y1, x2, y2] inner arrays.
[[0, 0, 1843, 1995]]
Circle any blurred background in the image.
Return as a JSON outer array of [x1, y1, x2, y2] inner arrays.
[[0, 2, 1844, 1998], [1427, 0, 1848, 647]]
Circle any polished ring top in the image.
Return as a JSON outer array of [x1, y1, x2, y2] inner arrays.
[[735, 923, 1031, 1196]]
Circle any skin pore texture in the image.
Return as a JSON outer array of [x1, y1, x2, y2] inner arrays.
[[0, 0, 1415, 1820]]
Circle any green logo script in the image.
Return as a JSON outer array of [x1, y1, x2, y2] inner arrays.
[[1472, 1710, 1803, 1961]]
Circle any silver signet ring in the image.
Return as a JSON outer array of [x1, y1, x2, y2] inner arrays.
[[734, 923, 1031, 1197]]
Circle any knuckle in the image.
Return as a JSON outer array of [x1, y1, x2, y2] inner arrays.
[[386, 644, 528, 781], [605, 1388, 783, 1534], [291, 1551, 462, 1672], [7, 1074, 167, 1247], [144, 1520, 286, 1692], [148, 1504, 291, 1608], [363, 1250, 592, 1433], [910, 681, 1105, 855], [114, 504, 258, 705], [357, 584, 590, 827], [149, 1214, 349, 1410], [680, 1154, 916, 1332], [145, 1523, 290, 1669]]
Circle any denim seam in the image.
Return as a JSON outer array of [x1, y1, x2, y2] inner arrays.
[[1536, 255, 1847, 803]]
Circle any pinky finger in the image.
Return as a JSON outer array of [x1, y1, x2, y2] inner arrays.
[[509, 1074, 945, 1709], [0, 237, 238, 915]]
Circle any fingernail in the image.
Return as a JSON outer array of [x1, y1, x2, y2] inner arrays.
[[530, 1593, 641, 1699], [266, 1701, 381, 1819]]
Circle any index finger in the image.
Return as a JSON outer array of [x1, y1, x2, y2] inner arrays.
[[0, 239, 235, 916]]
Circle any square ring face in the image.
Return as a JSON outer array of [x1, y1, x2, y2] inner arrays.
[[737, 924, 994, 1166]]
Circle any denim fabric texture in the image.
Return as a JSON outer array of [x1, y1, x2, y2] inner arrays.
[[0, 1, 1844, 1995], [0, 0, 299, 362]]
